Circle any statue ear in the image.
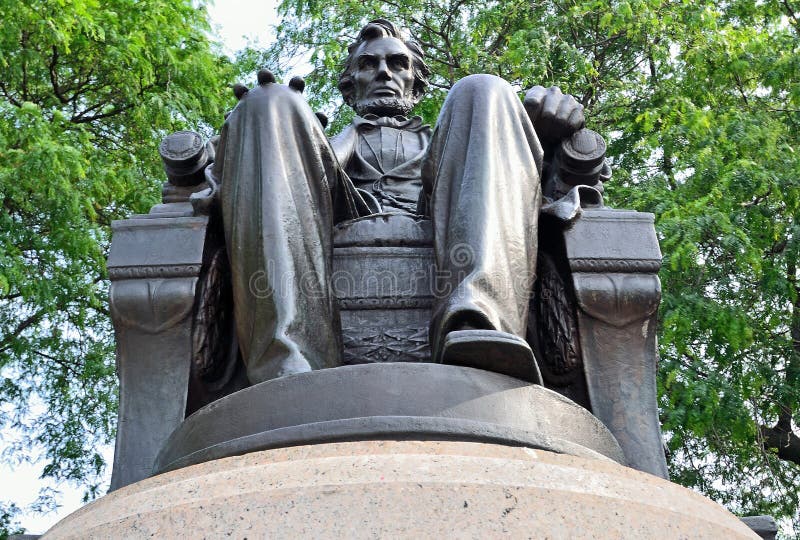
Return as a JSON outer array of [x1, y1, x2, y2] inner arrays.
[[411, 83, 426, 104], [338, 77, 355, 106]]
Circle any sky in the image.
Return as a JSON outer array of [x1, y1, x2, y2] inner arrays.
[[206, 0, 280, 55], [0, 2, 280, 534]]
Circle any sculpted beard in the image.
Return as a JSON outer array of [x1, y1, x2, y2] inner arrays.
[[355, 97, 416, 117]]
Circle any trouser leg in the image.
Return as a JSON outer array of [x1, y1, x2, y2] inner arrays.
[[423, 74, 544, 361], [215, 83, 349, 383]]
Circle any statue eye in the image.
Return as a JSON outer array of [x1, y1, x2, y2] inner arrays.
[[389, 56, 410, 70], [358, 57, 378, 70]]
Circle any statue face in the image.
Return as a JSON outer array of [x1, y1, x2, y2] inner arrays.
[[352, 37, 415, 116]]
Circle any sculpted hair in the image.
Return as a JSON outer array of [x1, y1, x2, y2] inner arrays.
[[338, 19, 431, 108]]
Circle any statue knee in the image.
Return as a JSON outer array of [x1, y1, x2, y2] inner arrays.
[[231, 83, 316, 124], [448, 74, 517, 104]]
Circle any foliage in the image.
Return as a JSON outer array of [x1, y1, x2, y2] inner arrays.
[[0, 501, 22, 539], [2, 0, 798, 532], [0, 0, 232, 509], [261, 0, 800, 529]]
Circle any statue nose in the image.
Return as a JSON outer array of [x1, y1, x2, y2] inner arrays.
[[377, 59, 392, 79]]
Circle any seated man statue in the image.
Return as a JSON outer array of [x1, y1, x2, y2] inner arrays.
[[108, 18, 669, 490], [209, 18, 585, 384]]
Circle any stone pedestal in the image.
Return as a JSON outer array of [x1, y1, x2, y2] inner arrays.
[[43, 362, 758, 539], [43, 440, 756, 539]]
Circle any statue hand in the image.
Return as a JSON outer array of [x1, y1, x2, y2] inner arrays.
[[229, 70, 328, 128], [524, 85, 585, 143]]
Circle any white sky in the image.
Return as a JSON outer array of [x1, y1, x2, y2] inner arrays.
[[207, 0, 280, 55], [0, 2, 280, 534]]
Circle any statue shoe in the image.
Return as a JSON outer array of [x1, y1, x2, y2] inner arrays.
[[440, 330, 542, 384]]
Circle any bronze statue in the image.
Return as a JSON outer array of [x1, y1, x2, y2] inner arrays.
[[107, 19, 668, 490], [210, 19, 585, 384]]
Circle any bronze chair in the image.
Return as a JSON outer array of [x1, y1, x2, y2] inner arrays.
[[107, 131, 665, 490]]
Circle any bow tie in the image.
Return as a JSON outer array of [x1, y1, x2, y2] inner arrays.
[[354, 114, 426, 131]]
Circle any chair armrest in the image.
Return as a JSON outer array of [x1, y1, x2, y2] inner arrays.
[[531, 207, 669, 479]]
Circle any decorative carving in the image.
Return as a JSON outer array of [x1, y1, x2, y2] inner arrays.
[[573, 273, 661, 328], [192, 246, 236, 382], [337, 296, 434, 310], [342, 326, 429, 364], [109, 264, 202, 280], [159, 130, 212, 187], [569, 258, 661, 273], [529, 252, 583, 386], [161, 130, 204, 160], [109, 278, 197, 334]]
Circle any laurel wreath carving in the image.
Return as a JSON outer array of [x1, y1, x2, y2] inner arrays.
[[531, 253, 583, 384], [192, 246, 236, 382]]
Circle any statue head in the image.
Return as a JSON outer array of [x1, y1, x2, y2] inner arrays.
[[339, 19, 430, 117]]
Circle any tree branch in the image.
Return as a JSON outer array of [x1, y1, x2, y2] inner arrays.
[[781, 0, 800, 37], [765, 238, 788, 258], [759, 422, 800, 466], [70, 105, 133, 124], [741, 187, 772, 208], [734, 73, 750, 106], [49, 46, 69, 105], [35, 349, 83, 381], [0, 310, 46, 353], [761, 260, 800, 466], [20, 31, 30, 102], [0, 81, 21, 106]]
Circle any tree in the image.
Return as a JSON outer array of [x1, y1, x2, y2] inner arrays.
[[260, 0, 800, 529], [0, 0, 232, 518], [4, 0, 798, 532], [0, 501, 22, 540]]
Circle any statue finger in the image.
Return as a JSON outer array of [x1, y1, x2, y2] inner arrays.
[[567, 103, 585, 131], [525, 85, 547, 104], [232, 83, 249, 101], [289, 76, 306, 93], [556, 95, 581, 127], [524, 85, 547, 120], [540, 90, 561, 121], [257, 68, 276, 86]]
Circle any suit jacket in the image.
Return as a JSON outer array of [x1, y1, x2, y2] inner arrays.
[[330, 115, 432, 214]]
